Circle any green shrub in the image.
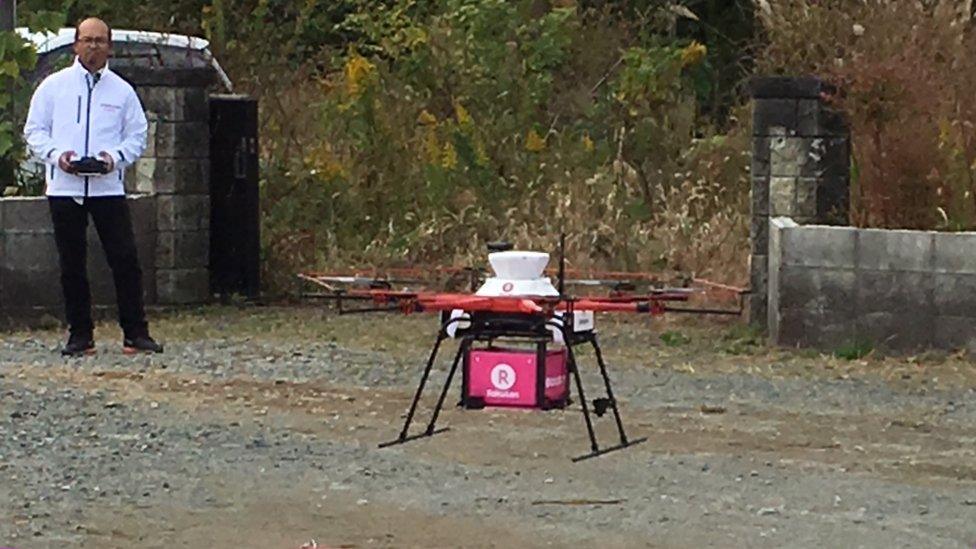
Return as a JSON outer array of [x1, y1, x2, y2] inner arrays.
[[833, 339, 874, 361], [660, 330, 692, 347], [214, 1, 753, 293]]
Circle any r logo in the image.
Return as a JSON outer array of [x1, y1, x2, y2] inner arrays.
[[490, 363, 516, 390]]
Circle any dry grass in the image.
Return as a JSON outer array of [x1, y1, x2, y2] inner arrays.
[[757, 0, 976, 230]]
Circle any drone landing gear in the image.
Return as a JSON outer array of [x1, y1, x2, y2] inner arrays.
[[378, 317, 643, 461], [564, 331, 646, 462], [378, 331, 461, 448]]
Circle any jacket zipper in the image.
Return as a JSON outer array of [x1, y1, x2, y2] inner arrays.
[[84, 74, 94, 198]]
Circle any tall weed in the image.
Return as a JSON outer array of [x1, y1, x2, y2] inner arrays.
[[756, 0, 976, 230], [207, 1, 753, 292]]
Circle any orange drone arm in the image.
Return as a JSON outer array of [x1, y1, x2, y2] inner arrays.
[[416, 295, 667, 315], [582, 292, 691, 303], [351, 290, 544, 315], [418, 295, 544, 314], [563, 300, 662, 314], [350, 289, 678, 315]]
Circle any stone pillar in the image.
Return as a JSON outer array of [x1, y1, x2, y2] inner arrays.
[[118, 67, 213, 304], [748, 76, 850, 328]]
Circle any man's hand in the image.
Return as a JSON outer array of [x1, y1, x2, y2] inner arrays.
[[58, 151, 78, 174], [97, 151, 115, 173]]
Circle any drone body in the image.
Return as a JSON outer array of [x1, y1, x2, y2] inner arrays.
[[299, 242, 741, 460]]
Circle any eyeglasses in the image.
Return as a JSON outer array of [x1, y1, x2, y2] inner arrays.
[[76, 37, 109, 47]]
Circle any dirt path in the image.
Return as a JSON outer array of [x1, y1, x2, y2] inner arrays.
[[1, 307, 974, 548]]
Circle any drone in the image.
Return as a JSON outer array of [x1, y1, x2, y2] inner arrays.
[[299, 238, 742, 461]]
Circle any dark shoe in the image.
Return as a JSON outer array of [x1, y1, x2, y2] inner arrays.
[[62, 334, 95, 357], [123, 335, 163, 354]]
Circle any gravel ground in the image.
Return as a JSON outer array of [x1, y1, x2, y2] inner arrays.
[[1, 306, 975, 548]]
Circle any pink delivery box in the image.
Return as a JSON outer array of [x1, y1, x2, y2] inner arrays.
[[465, 347, 569, 408]]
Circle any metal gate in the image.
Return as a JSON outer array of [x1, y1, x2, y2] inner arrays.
[[209, 94, 260, 298]]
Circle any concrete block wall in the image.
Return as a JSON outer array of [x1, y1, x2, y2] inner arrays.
[[769, 217, 976, 352], [0, 196, 156, 322], [749, 77, 850, 328]]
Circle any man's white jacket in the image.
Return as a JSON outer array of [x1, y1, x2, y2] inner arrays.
[[23, 58, 148, 197]]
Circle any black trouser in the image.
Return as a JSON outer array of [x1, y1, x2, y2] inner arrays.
[[48, 196, 148, 339]]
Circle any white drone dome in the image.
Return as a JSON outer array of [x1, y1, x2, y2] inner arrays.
[[488, 251, 550, 280]]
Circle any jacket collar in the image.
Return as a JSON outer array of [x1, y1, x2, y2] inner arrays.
[[72, 56, 111, 81]]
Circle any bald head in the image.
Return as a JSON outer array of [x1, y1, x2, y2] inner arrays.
[[75, 18, 111, 42], [73, 18, 112, 73]]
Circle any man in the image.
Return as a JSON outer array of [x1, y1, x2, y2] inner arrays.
[[24, 17, 163, 356]]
